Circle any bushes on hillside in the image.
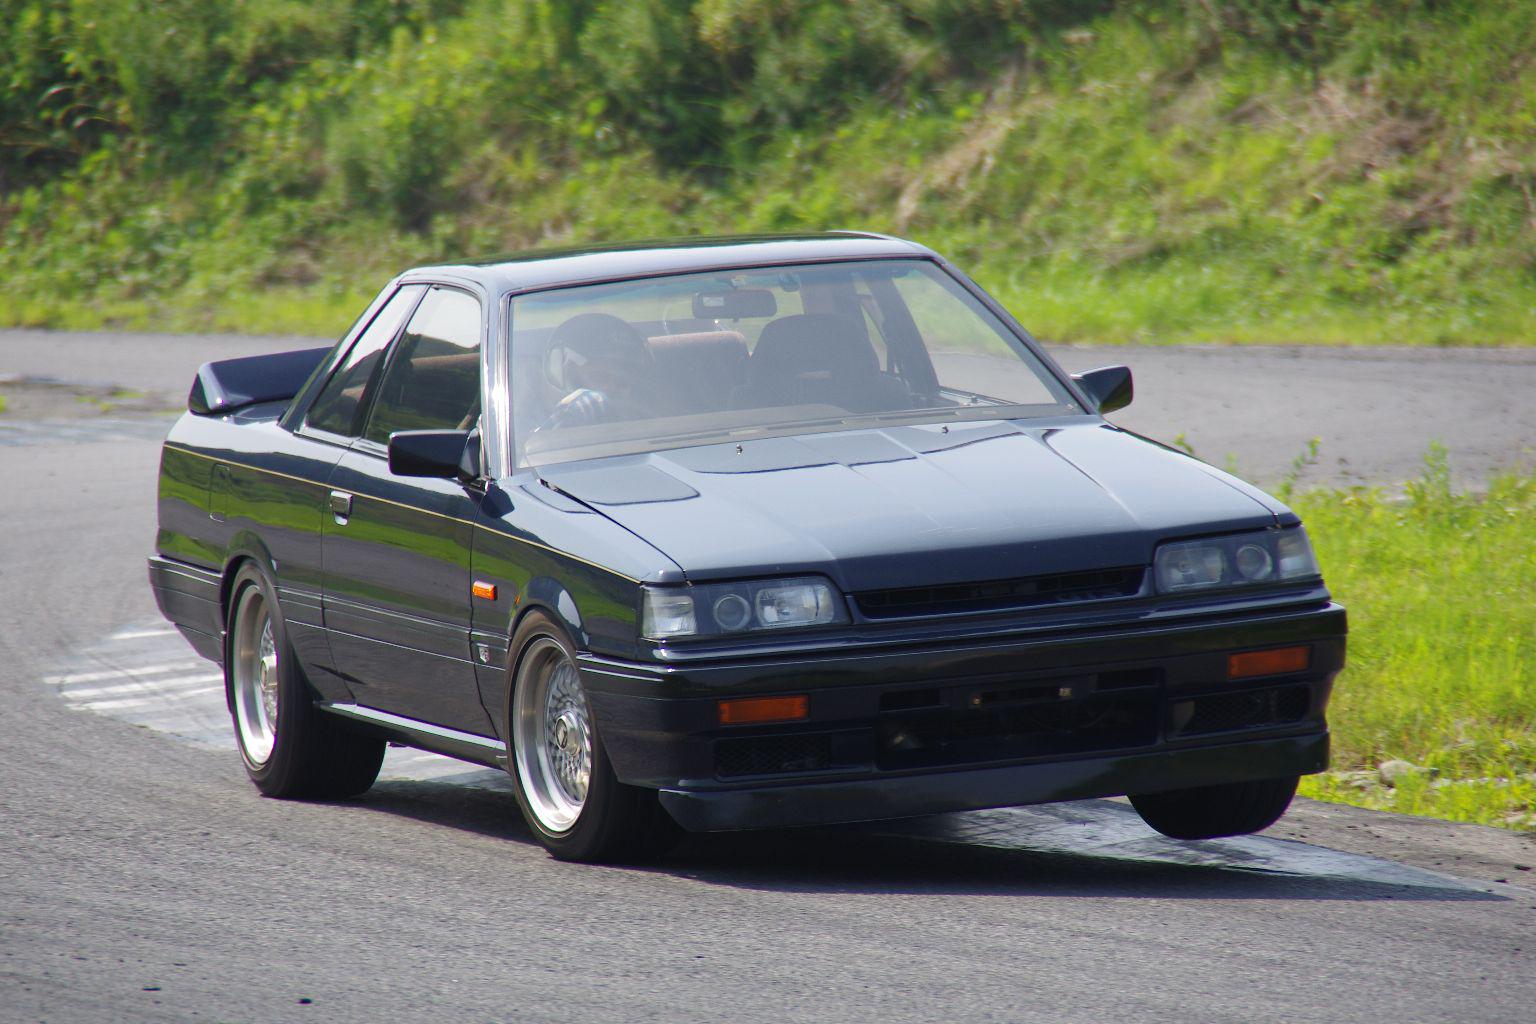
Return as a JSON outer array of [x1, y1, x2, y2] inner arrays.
[[0, 1, 1532, 342]]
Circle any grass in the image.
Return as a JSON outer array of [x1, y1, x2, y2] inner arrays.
[[1292, 450, 1536, 831]]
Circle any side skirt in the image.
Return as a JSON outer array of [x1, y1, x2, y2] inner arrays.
[[318, 702, 508, 770]]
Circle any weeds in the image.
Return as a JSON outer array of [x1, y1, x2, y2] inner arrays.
[[1294, 453, 1536, 830], [1276, 436, 1322, 502], [73, 387, 148, 414]]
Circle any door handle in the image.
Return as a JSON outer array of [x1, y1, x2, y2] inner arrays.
[[329, 490, 353, 522]]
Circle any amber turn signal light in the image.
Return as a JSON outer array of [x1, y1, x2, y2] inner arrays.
[[1227, 645, 1310, 679], [717, 695, 809, 726], [471, 580, 498, 601]]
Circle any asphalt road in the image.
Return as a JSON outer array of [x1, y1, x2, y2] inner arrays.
[[2, 331, 1535, 1024]]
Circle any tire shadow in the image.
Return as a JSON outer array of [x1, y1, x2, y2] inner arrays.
[[661, 826, 1505, 903]]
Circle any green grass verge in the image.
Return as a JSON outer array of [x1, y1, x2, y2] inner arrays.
[[1293, 450, 1536, 831]]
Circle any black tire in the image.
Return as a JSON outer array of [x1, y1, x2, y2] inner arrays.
[[1129, 775, 1300, 840], [504, 612, 678, 863], [224, 562, 385, 799]]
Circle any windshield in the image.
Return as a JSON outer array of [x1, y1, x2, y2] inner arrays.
[[508, 258, 1078, 468]]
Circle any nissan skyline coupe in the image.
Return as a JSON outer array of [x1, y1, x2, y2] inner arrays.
[[149, 233, 1346, 862]]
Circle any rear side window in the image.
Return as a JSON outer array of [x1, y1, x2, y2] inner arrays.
[[306, 285, 426, 436], [363, 287, 483, 445]]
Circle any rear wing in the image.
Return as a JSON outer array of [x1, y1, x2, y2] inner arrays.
[[188, 347, 331, 416]]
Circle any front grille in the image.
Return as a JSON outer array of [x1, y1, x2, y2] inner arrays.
[[854, 567, 1145, 619], [1171, 685, 1311, 737], [716, 734, 832, 778]]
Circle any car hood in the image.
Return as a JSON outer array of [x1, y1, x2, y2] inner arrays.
[[537, 420, 1284, 592]]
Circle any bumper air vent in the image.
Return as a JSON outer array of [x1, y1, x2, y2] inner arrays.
[[1171, 685, 1311, 737], [716, 734, 833, 778], [854, 567, 1145, 620], [876, 691, 1160, 771]]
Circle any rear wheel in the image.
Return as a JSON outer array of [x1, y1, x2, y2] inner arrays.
[[1129, 775, 1299, 840], [506, 613, 677, 862], [225, 562, 384, 798]]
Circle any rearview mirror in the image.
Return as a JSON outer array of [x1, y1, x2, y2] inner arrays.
[[1071, 365, 1133, 414], [693, 288, 777, 320], [388, 429, 479, 482]]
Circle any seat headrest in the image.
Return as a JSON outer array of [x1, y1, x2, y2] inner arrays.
[[750, 313, 878, 390]]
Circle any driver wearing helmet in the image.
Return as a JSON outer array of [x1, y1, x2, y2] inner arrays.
[[538, 312, 652, 431]]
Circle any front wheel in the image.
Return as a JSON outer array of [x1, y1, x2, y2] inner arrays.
[[506, 613, 677, 862], [225, 562, 384, 798], [1129, 775, 1300, 840]]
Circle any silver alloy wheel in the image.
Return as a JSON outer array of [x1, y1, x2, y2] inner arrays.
[[512, 636, 593, 834], [231, 584, 280, 765]]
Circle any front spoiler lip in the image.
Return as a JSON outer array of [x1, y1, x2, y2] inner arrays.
[[658, 732, 1329, 832]]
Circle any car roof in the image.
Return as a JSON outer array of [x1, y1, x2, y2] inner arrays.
[[398, 232, 936, 294]]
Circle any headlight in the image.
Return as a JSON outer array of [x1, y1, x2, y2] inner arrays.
[[641, 577, 848, 639], [1154, 527, 1320, 594]]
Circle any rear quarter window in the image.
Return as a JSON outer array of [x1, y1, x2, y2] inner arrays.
[[363, 287, 484, 444], [306, 284, 426, 436]]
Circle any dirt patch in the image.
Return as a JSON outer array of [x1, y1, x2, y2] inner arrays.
[[0, 376, 183, 421], [1277, 797, 1536, 892]]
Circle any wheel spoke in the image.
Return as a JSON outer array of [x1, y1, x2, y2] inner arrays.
[[513, 638, 592, 833], [231, 587, 279, 765]]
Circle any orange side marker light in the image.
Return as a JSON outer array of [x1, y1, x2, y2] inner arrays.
[[471, 580, 498, 601], [1227, 645, 1310, 680], [717, 695, 809, 726]]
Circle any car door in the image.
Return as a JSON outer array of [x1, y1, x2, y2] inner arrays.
[[259, 281, 428, 700], [321, 285, 493, 735]]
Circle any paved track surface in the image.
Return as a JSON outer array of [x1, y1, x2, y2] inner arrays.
[[1049, 344, 1536, 488], [2, 332, 1535, 1023]]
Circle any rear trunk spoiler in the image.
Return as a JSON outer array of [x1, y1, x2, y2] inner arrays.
[[188, 346, 331, 416]]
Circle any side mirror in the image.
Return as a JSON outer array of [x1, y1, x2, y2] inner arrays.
[[388, 429, 479, 482], [1071, 365, 1133, 414]]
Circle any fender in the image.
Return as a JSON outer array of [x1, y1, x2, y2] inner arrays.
[[467, 581, 588, 742], [222, 530, 281, 613], [221, 531, 352, 704], [515, 576, 588, 650]]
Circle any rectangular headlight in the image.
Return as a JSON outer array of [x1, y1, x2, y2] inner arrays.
[[754, 581, 839, 628], [1154, 526, 1320, 594], [641, 590, 697, 638], [1276, 528, 1321, 578], [641, 576, 848, 639]]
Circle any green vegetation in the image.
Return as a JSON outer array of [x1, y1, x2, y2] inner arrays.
[[1294, 452, 1536, 830], [2, 0, 1534, 343]]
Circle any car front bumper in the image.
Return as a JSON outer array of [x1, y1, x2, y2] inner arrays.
[[579, 599, 1346, 832]]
